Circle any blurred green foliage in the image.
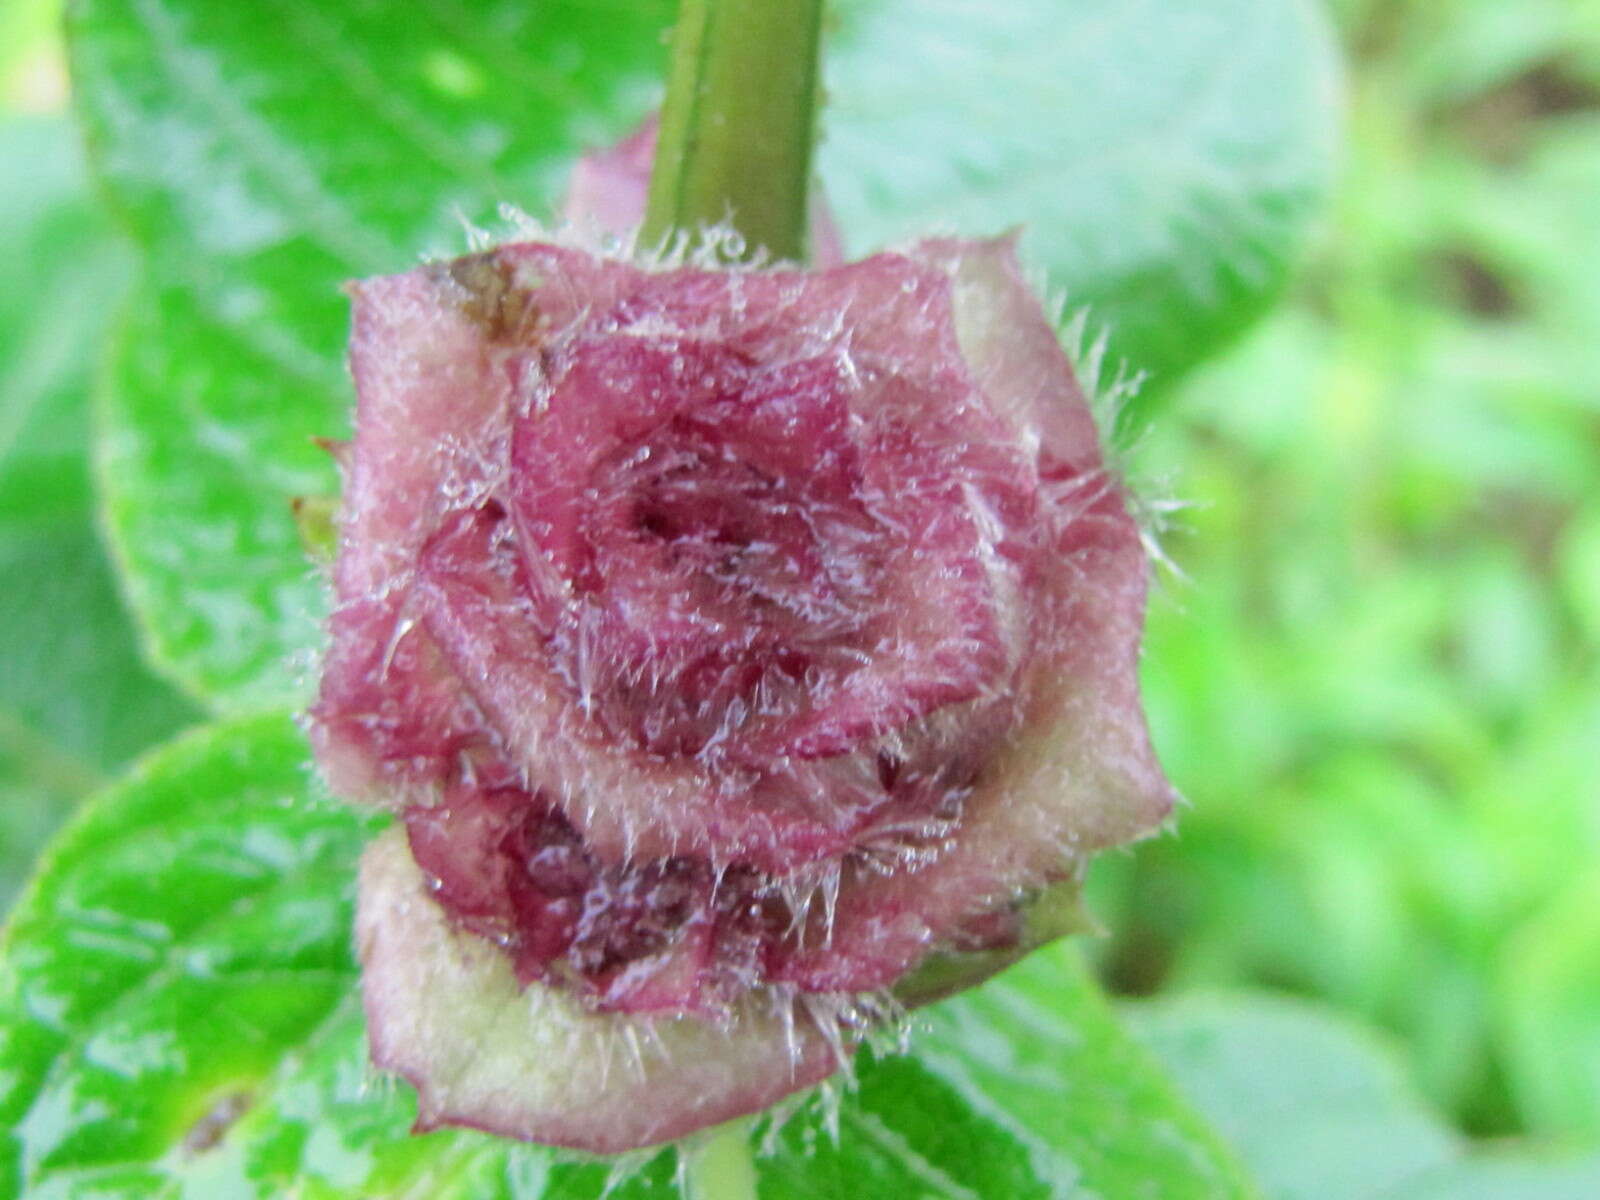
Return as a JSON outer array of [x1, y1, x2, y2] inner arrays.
[[1128, 991, 1600, 1199], [0, 93, 197, 908], [1088, 0, 1600, 1144]]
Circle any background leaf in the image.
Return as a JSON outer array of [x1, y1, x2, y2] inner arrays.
[[1129, 992, 1600, 1200], [0, 113, 195, 910], [1498, 869, 1600, 1141], [821, 0, 1343, 406], [69, 0, 1340, 710], [0, 715, 1255, 1199], [0, 0, 63, 108], [1082, 4, 1600, 1140]]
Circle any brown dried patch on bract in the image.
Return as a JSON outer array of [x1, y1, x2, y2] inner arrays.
[[428, 251, 545, 344]]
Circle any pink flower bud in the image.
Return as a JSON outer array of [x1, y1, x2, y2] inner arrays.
[[311, 154, 1172, 1151]]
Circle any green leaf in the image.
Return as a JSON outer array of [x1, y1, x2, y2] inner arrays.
[[1, 715, 1255, 1198], [0, 0, 62, 100], [1379, 1155, 1600, 1200], [1128, 992, 1460, 1200], [70, 0, 1340, 709], [0, 715, 376, 1199], [1499, 869, 1600, 1141], [158, 997, 682, 1200], [0, 114, 196, 910], [821, 0, 1343, 407], [874, 946, 1257, 1199], [1128, 992, 1600, 1200]]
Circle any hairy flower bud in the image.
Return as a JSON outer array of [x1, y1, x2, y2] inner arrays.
[[311, 177, 1172, 1149]]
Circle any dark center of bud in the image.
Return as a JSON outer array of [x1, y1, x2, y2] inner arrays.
[[527, 338, 881, 763]]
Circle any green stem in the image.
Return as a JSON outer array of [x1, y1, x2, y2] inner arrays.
[[680, 1119, 758, 1200], [641, 0, 825, 263]]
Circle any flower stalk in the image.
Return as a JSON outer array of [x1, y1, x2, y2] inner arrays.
[[641, 0, 825, 263]]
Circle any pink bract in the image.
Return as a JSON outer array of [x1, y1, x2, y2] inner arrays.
[[311, 226, 1172, 1149]]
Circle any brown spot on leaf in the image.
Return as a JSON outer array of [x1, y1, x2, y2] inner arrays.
[[183, 1090, 253, 1154]]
